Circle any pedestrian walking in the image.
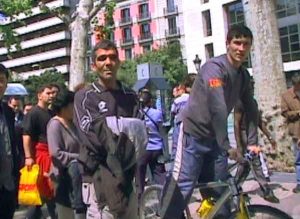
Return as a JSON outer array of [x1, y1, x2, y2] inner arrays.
[[160, 24, 259, 219], [47, 90, 85, 219], [22, 84, 56, 219], [73, 39, 146, 219], [136, 89, 166, 204], [0, 63, 20, 219], [281, 73, 300, 193], [170, 74, 197, 160], [234, 89, 279, 203]]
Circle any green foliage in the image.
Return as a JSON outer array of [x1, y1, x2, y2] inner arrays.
[[22, 69, 66, 104], [85, 71, 97, 83], [0, 0, 34, 16], [0, 0, 35, 52], [102, 1, 116, 38], [117, 42, 188, 88]]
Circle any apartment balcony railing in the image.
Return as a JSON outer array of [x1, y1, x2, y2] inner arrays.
[[120, 37, 134, 47], [137, 11, 151, 23], [119, 16, 132, 26], [165, 28, 180, 38], [163, 6, 178, 16], [138, 32, 153, 44]]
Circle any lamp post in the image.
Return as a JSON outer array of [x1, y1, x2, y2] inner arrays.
[[193, 54, 202, 74]]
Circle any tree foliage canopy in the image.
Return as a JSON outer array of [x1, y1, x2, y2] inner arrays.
[[117, 42, 188, 89], [0, 0, 35, 51]]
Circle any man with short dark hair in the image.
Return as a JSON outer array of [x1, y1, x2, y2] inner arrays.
[[74, 39, 144, 219], [281, 73, 300, 193], [160, 25, 259, 219], [0, 63, 20, 219], [23, 84, 56, 219]]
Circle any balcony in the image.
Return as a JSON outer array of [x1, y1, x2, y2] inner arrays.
[[119, 16, 132, 26], [138, 32, 153, 44], [163, 6, 178, 16], [137, 12, 151, 23], [120, 37, 134, 47], [165, 28, 180, 38]]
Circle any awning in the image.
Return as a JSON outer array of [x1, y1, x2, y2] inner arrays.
[[133, 78, 170, 92], [4, 83, 28, 96]]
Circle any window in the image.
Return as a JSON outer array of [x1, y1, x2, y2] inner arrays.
[[139, 3, 149, 19], [276, 0, 299, 18], [167, 0, 175, 12], [205, 43, 214, 59], [202, 10, 212, 36], [121, 8, 131, 23], [125, 48, 132, 59], [226, 1, 245, 27], [140, 23, 151, 39], [168, 17, 177, 34], [123, 27, 132, 42], [141, 23, 150, 34], [279, 24, 300, 61]]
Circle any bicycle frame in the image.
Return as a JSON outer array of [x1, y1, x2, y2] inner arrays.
[[194, 155, 257, 219], [195, 181, 234, 219]]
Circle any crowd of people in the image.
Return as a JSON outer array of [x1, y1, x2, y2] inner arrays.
[[0, 24, 299, 219]]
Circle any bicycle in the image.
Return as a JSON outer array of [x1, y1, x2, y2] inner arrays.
[[139, 152, 292, 219]]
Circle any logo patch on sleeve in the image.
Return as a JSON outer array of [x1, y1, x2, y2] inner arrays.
[[209, 78, 223, 88]]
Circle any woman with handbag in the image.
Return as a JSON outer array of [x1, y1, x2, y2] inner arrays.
[[47, 90, 86, 219]]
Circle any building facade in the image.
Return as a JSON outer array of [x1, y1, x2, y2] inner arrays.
[[183, 0, 300, 76], [0, 0, 78, 80], [94, 0, 185, 61]]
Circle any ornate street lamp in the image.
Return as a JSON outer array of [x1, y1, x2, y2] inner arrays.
[[193, 54, 202, 74]]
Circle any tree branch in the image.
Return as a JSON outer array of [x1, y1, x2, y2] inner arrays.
[[38, 1, 71, 25], [88, 0, 107, 22]]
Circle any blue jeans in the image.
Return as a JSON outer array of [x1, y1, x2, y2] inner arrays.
[[292, 139, 300, 185], [160, 125, 222, 219]]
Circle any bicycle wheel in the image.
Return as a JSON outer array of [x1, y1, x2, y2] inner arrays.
[[139, 184, 192, 219], [139, 184, 162, 219], [230, 204, 292, 219]]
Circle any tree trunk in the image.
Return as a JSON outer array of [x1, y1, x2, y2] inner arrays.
[[242, 0, 293, 171], [69, 0, 93, 90]]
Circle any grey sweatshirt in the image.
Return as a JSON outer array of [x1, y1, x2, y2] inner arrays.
[[182, 54, 258, 151]]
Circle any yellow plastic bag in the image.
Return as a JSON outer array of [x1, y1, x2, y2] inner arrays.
[[18, 164, 42, 206]]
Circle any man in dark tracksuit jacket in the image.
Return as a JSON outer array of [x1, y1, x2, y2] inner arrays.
[[73, 40, 140, 219], [160, 25, 259, 219], [0, 64, 20, 219]]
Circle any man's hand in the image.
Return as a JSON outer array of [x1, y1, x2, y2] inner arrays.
[[227, 148, 243, 163], [25, 157, 35, 170], [247, 145, 261, 154]]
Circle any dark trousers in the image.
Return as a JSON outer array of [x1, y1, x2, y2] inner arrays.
[[0, 187, 16, 219], [54, 162, 85, 212], [25, 199, 57, 219], [240, 130, 269, 190], [136, 149, 166, 202], [198, 151, 231, 217]]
